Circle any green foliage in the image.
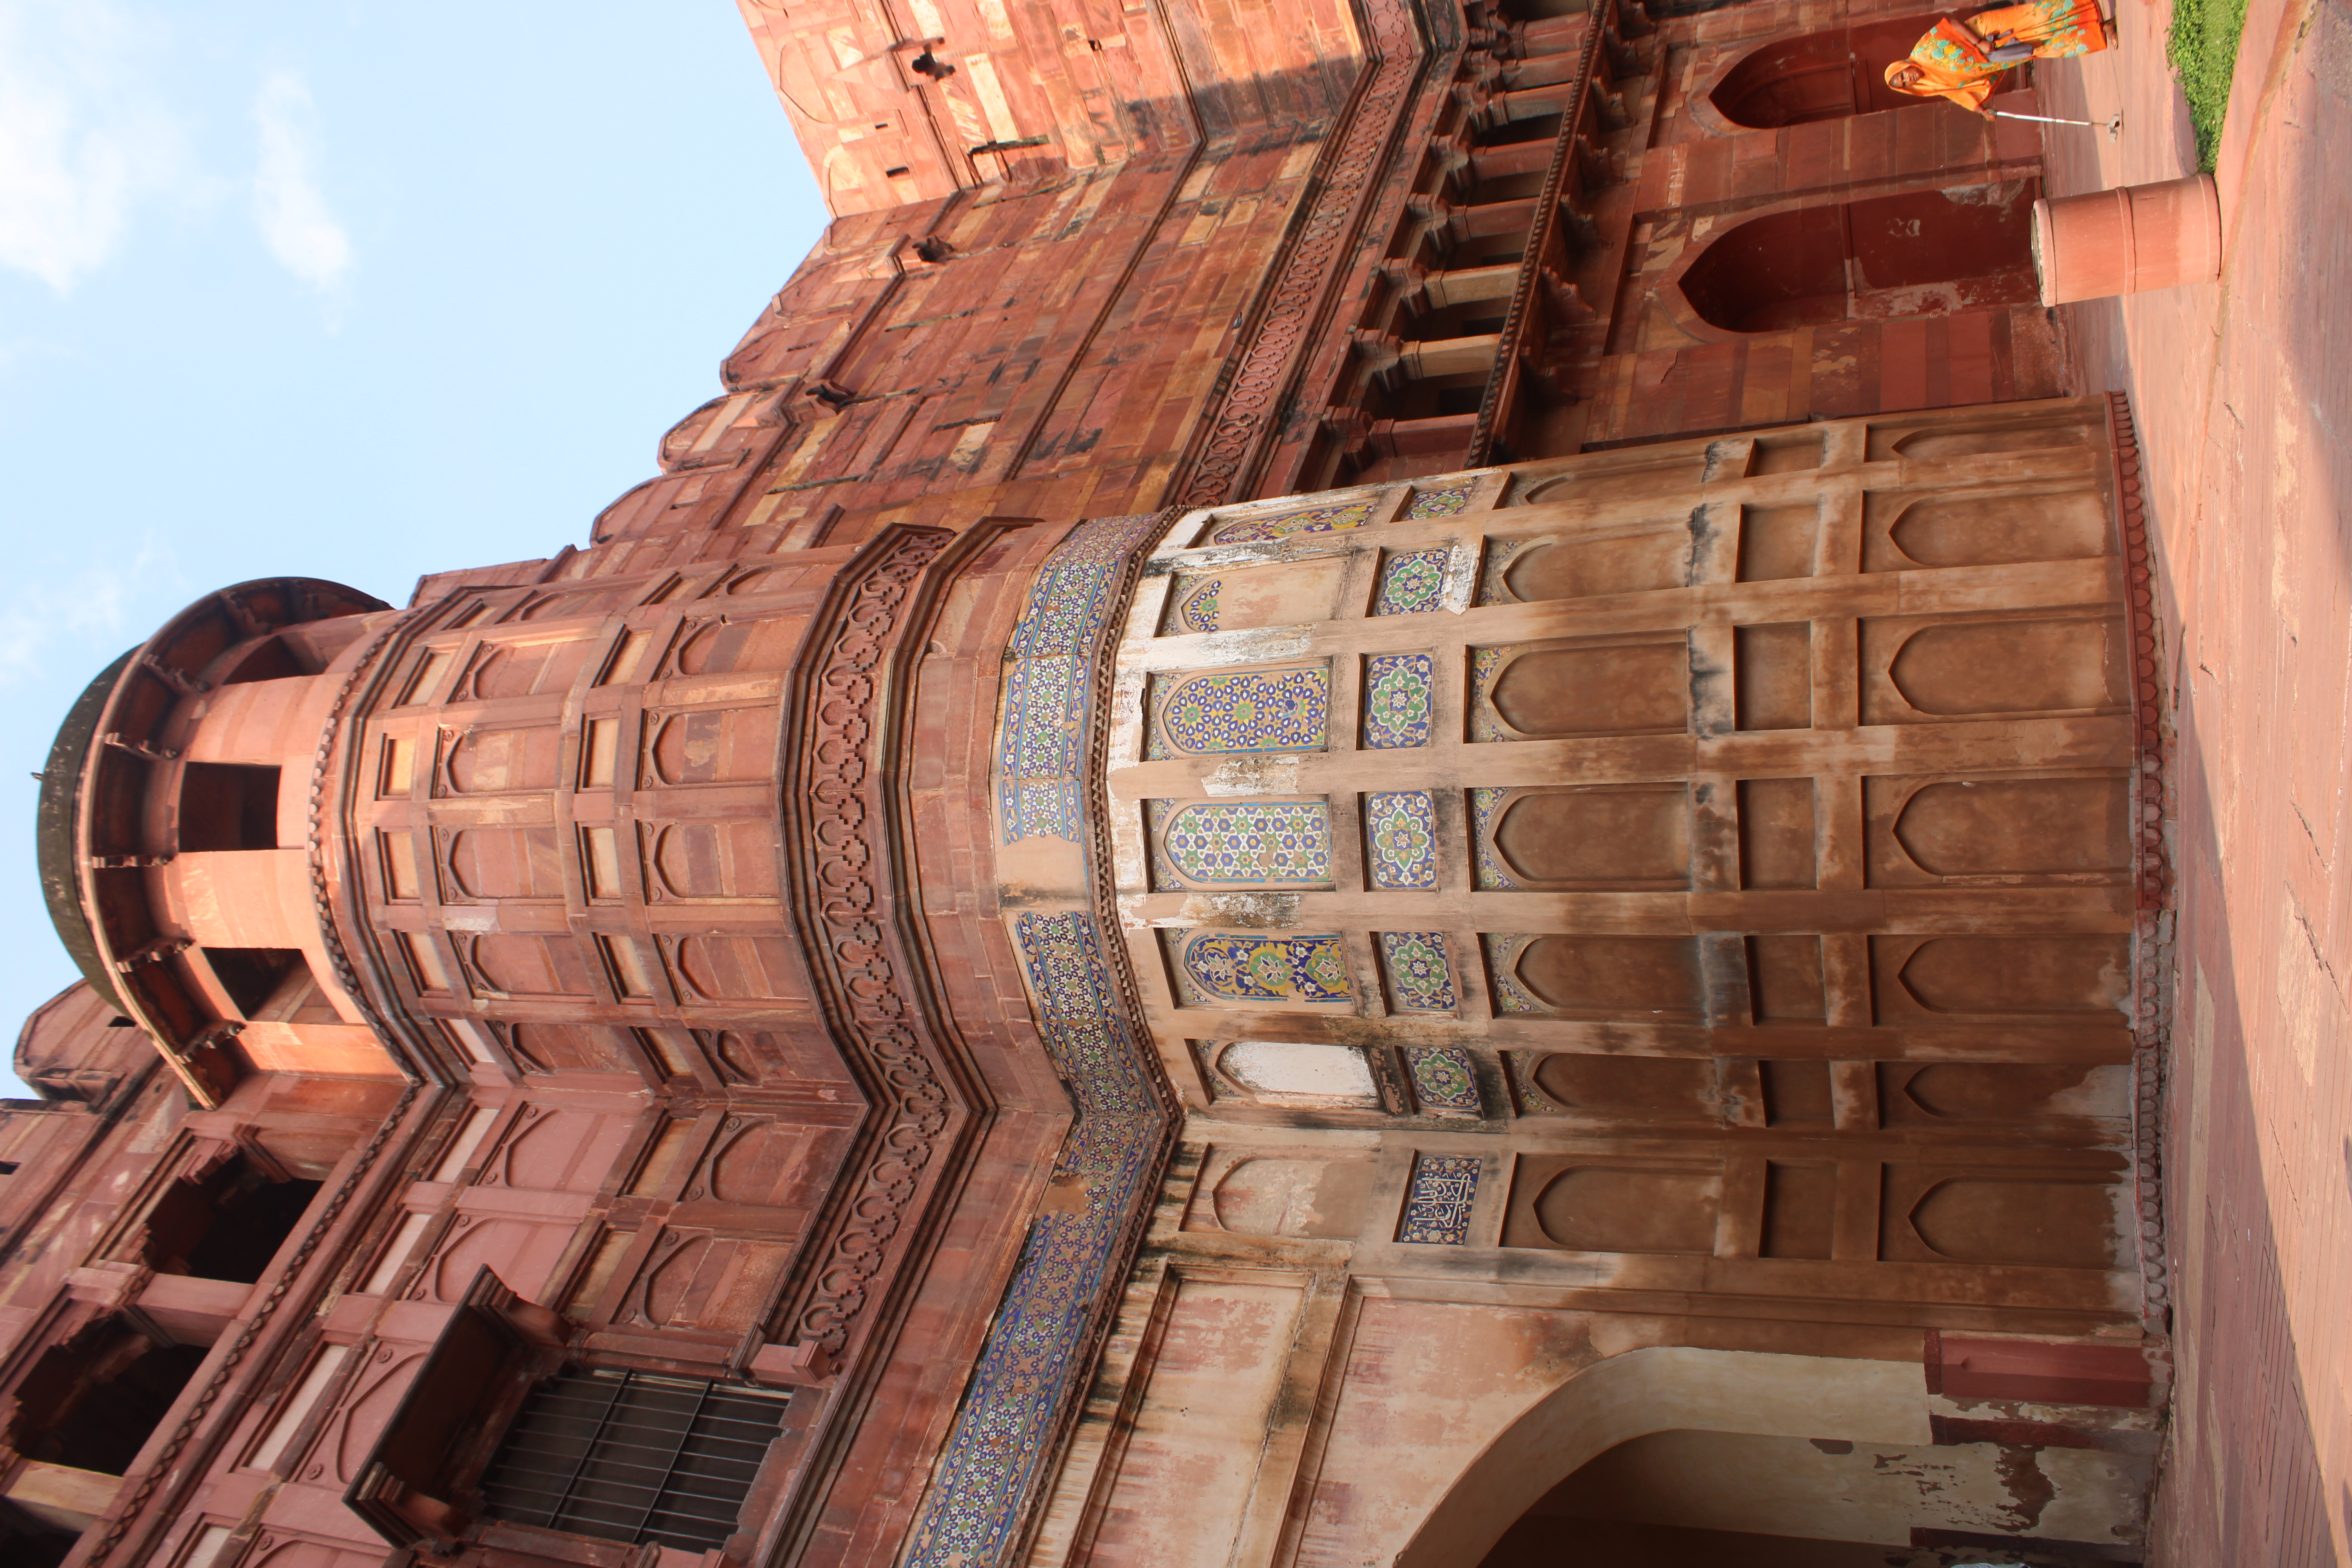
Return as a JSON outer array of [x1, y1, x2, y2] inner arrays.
[[2166, 0, 2252, 168]]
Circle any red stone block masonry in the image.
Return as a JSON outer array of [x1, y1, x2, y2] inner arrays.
[[0, 0, 2182, 1564]]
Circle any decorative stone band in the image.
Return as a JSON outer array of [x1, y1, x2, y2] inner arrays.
[[772, 524, 972, 1362], [2107, 391, 2174, 1332], [904, 513, 1179, 1568]]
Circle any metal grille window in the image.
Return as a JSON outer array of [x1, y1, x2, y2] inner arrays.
[[478, 1368, 789, 1551]]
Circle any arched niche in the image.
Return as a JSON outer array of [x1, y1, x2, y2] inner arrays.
[[1388, 1347, 1933, 1568], [1667, 181, 2040, 336], [1477, 1426, 2149, 1563], [1694, 13, 2013, 132]]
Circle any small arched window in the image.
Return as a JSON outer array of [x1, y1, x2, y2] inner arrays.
[[1675, 181, 2040, 334], [1704, 13, 2016, 129]]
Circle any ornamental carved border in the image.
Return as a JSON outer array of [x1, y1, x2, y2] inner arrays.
[[771, 523, 980, 1361], [2108, 391, 2175, 1333]]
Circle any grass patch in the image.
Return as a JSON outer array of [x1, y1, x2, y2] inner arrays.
[[2166, 0, 2252, 168]]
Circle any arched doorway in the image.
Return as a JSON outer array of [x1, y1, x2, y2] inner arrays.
[[1479, 1428, 2147, 1564], [1702, 13, 2019, 129], [1391, 1347, 2150, 1568], [1672, 181, 2041, 334]]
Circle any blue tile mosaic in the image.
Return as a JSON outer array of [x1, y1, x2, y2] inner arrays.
[[998, 513, 1171, 842], [1373, 548, 1449, 616], [1379, 930, 1459, 1013], [1405, 1045, 1481, 1113], [1361, 652, 1434, 749], [1013, 911, 1159, 1116], [1005, 656, 1083, 777], [1468, 645, 1513, 741], [1181, 932, 1352, 1003], [1471, 786, 1520, 889], [1172, 576, 1221, 633], [1481, 932, 1550, 1014], [1008, 514, 1170, 658], [1405, 481, 1474, 519], [903, 1105, 1155, 1567], [1364, 791, 1439, 889], [1145, 799, 1182, 891], [1397, 1152, 1481, 1244], [1153, 666, 1329, 756], [920, 508, 1175, 1568], [1207, 497, 1376, 543], [1163, 802, 1331, 885]]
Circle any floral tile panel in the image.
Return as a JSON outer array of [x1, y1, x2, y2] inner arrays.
[[1176, 931, 1353, 1004], [1405, 1045, 1482, 1114], [1362, 653, 1434, 750], [1480, 933, 1550, 1014], [1470, 786, 1519, 889], [1374, 548, 1450, 617], [1364, 791, 1440, 889], [1379, 931, 1459, 1013], [1404, 481, 1474, 519], [1168, 575, 1221, 633]]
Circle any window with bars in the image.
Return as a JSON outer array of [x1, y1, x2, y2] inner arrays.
[[477, 1367, 789, 1552]]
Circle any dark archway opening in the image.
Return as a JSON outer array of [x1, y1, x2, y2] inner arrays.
[[139, 1154, 322, 1284], [1678, 181, 2040, 333], [7, 1320, 209, 1476], [0, 1508, 80, 1568], [1708, 12, 2018, 127]]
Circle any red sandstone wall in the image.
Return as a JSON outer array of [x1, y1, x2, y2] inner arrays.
[[732, 0, 1363, 213], [0, 1, 2134, 1564]]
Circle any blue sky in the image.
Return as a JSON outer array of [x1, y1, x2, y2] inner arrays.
[[0, 1, 826, 1093]]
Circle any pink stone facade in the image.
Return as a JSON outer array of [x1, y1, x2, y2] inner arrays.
[[0, 1, 2207, 1565]]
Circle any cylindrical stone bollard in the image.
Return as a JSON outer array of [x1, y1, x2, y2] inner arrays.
[[2031, 173, 2223, 304]]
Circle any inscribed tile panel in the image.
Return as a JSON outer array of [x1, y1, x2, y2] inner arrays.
[[1397, 1152, 1480, 1244], [1207, 497, 1376, 543]]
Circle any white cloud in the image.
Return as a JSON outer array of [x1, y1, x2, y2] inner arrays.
[[0, 533, 180, 691], [0, 1, 199, 292], [250, 70, 351, 298]]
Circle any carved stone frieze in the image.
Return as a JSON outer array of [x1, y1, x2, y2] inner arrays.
[[773, 525, 967, 1359]]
